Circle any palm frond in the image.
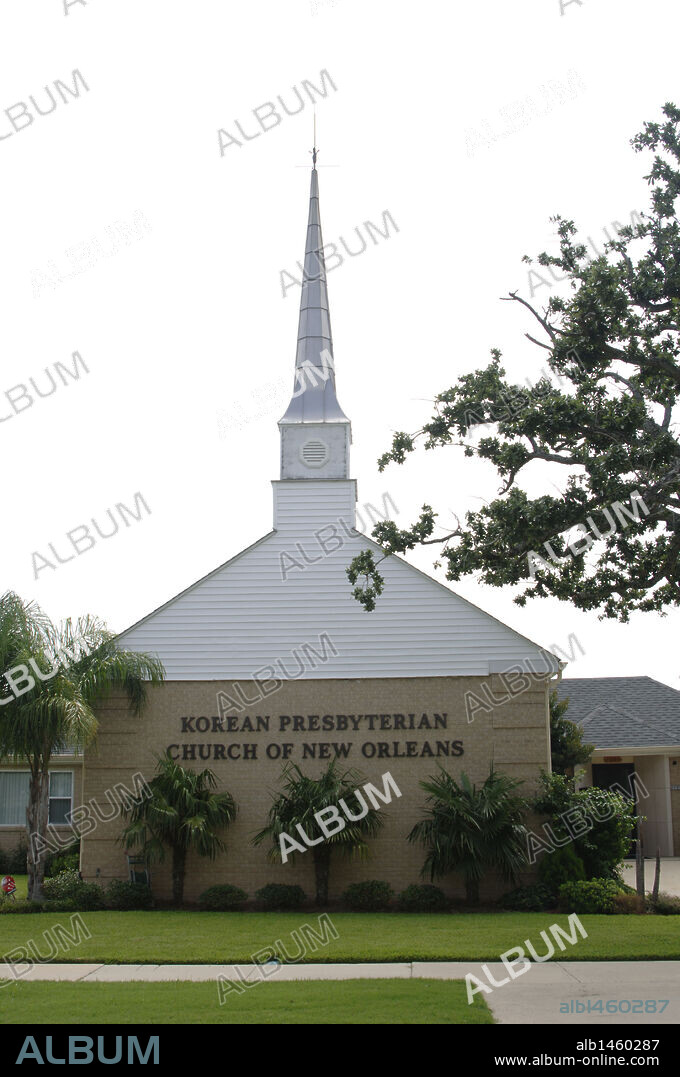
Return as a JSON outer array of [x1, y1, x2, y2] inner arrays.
[[119, 754, 237, 865], [251, 759, 386, 859], [408, 766, 529, 889]]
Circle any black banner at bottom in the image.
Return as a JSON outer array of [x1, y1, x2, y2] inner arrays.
[[0, 1023, 674, 1068]]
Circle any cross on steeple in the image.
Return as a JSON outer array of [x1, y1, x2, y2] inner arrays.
[[311, 111, 318, 168]]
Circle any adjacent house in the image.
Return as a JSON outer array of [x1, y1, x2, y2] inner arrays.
[[558, 676, 680, 856]]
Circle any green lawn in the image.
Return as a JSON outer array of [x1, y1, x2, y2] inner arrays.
[[0, 908, 676, 962], [0, 978, 491, 1024]]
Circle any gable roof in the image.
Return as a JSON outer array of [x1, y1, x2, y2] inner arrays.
[[557, 676, 680, 749], [116, 524, 561, 680]]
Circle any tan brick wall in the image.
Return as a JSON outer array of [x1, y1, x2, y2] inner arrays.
[[80, 675, 552, 901]]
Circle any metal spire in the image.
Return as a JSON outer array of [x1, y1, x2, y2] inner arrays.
[[279, 132, 348, 424]]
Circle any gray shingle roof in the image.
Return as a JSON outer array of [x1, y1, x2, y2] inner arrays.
[[556, 676, 680, 749]]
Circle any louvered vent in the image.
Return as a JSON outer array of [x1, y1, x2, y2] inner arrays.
[[300, 439, 329, 467]]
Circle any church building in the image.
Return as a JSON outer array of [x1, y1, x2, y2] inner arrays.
[[74, 160, 562, 900]]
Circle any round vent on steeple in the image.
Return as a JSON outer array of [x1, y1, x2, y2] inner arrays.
[[300, 439, 329, 468]]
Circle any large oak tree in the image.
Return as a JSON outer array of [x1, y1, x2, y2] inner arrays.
[[348, 105, 680, 621]]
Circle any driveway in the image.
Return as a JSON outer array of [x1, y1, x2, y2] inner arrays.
[[621, 857, 680, 896]]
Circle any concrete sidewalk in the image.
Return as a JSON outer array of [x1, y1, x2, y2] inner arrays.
[[2, 960, 678, 1024]]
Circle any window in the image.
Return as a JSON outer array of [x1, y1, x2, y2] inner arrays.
[[49, 772, 73, 824], [0, 773, 30, 826], [53, 742, 80, 757], [0, 771, 74, 826]]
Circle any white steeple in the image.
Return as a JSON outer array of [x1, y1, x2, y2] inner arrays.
[[274, 154, 356, 529]]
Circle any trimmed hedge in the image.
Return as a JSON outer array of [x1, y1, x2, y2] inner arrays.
[[0, 900, 44, 914], [198, 885, 248, 911], [500, 884, 556, 912], [105, 880, 154, 910], [255, 884, 306, 910], [0, 899, 81, 914], [41, 899, 78, 914], [342, 880, 393, 911], [558, 878, 621, 914], [397, 884, 448, 912]]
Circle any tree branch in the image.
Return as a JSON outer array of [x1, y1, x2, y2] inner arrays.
[[501, 292, 559, 342]]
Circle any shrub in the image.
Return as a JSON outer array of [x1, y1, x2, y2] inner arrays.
[[198, 884, 248, 911], [342, 880, 393, 911], [255, 884, 306, 910], [558, 878, 621, 914], [0, 838, 28, 875], [533, 773, 638, 881], [397, 884, 449, 912], [0, 900, 43, 914], [500, 884, 556, 912], [42, 869, 104, 910], [71, 883, 105, 911], [538, 844, 586, 895], [42, 869, 83, 902], [41, 899, 78, 914], [45, 841, 80, 878], [0, 896, 92, 914], [612, 893, 645, 914], [105, 880, 154, 910], [649, 892, 680, 915], [574, 788, 637, 880]]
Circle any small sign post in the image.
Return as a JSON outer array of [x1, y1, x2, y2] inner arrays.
[[1, 875, 17, 901]]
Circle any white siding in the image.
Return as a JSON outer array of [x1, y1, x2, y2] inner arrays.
[[273, 479, 357, 531], [118, 482, 559, 679]]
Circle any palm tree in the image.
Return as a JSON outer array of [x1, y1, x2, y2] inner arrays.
[[120, 755, 237, 905], [252, 760, 385, 906], [408, 767, 529, 904], [0, 590, 165, 901]]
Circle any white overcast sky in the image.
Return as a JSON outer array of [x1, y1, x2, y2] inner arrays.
[[1, 0, 679, 687]]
